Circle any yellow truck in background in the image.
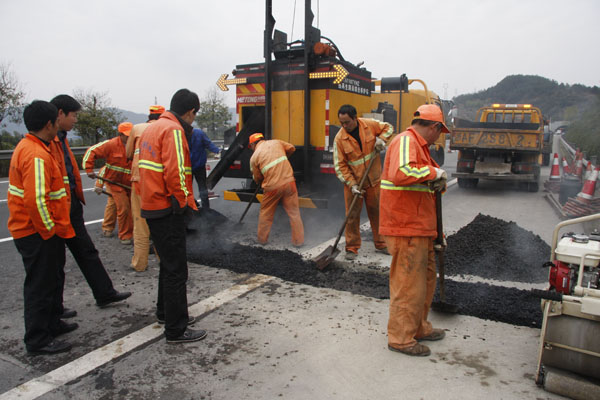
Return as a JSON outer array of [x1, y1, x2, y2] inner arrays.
[[450, 104, 545, 192], [207, 0, 447, 208]]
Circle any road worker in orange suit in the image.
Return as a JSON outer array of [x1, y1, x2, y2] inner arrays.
[[248, 133, 304, 247], [8, 101, 75, 355], [125, 105, 164, 271], [138, 88, 206, 344], [94, 166, 117, 237], [333, 104, 393, 260], [379, 104, 449, 357], [83, 122, 134, 245]]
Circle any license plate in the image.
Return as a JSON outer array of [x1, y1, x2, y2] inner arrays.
[[453, 131, 537, 148]]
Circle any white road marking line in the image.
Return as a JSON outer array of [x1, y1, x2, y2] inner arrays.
[[0, 274, 274, 400], [0, 219, 104, 243]]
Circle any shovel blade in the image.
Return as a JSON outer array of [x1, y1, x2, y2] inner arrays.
[[313, 245, 341, 270]]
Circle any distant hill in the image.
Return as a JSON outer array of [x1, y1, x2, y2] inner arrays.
[[453, 75, 600, 121]]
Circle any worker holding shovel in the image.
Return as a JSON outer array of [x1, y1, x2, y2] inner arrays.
[[379, 104, 450, 357], [333, 104, 393, 260]]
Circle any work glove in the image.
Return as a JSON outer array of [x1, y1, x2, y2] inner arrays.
[[170, 195, 188, 215], [351, 185, 364, 197], [374, 137, 386, 152], [94, 187, 103, 195], [87, 171, 97, 179], [428, 168, 447, 192]]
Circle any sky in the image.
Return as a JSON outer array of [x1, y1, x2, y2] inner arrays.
[[1, 0, 599, 114]]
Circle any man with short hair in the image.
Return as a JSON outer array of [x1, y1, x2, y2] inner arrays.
[[125, 105, 164, 271], [380, 104, 449, 357], [138, 89, 207, 344], [8, 101, 75, 354], [83, 122, 134, 245], [248, 133, 304, 246], [49, 95, 131, 313], [333, 104, 393, 260]]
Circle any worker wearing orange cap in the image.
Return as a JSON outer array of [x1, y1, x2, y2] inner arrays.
[[83, 122, 133, 244], [334, 104, 393, 261], [125, 105, 164, 271], [248, 133, 304, 246], [380, 104, 449, 357]]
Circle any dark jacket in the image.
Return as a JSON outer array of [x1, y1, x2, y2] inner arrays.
[[190, 128, 220, 171]]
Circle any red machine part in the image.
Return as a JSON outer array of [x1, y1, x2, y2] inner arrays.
[[549, 260, 572, 294]]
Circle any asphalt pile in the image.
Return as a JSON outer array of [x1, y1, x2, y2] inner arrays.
[[445, 213, 550, 283], [186, 211, 545, 328]]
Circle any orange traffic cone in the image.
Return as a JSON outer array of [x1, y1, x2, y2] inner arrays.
[[577, 165, 600, 202], [561, 157, 571, 175], [549, 153, 561, 181]]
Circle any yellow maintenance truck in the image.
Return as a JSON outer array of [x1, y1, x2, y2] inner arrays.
[[207, 0, 447, 208], [450, 103, 545, 192]]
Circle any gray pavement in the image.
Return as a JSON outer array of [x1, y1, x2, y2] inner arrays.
[[0, 152, 570, 399]]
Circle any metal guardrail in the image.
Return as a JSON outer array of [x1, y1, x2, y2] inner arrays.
[[0, 140, 224, 161]]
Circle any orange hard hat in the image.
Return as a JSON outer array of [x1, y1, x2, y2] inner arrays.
[[248, 133, 264, 147], [118, 122, 133, 136], [413, 104, 450, 133], [149, 105, 165, 115]]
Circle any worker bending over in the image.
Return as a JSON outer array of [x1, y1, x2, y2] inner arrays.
[[126, 105, 164, 271], [83, 122, 134, 245], [248, 133, 304, 247], [8, 101, 75, 355], [380, 104, 449, 357], [139, 89, 206, 344], [333, 104, 392, 260]]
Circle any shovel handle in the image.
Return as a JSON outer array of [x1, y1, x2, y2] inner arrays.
[[238, 184, 261, 224], [331, 150, 378, 252], [97, 176, 132, 190]]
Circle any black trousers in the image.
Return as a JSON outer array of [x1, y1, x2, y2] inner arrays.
[[59, 198, 116, 309], [14, 234, 63, 350], [193, 167, 209, 209], [147, 213, 189, 339]]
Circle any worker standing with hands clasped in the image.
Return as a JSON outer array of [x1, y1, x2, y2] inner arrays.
[[379, 104, 449, 357], [138, 89, 206, 344], [8, 101, 75, 355], [82, 122, 134, 245], [248, 133, 304, 247], [333, 104, 393, 260]]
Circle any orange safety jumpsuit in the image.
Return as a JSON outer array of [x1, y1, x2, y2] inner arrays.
[[7, 134, 75, 240], [379, 126, 440, 350], [333, 118, 393, 254], [250, 140, 304, 246], [126, 122, 153, 271], [95, 166, 117, 236], [49, 134, 85, 205], [82, 137, 133, 241]]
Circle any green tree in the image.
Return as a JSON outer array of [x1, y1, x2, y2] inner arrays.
[[0, 62, 25, 125], [73, 89, 123, 145], [0, 129, 23, 149], [194, 88, 232, 140]]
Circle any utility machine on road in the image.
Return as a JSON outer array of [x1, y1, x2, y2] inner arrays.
[[207, 0, 447, 209], [533, 214, 600, 399], [450, 104, 545, 192]]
